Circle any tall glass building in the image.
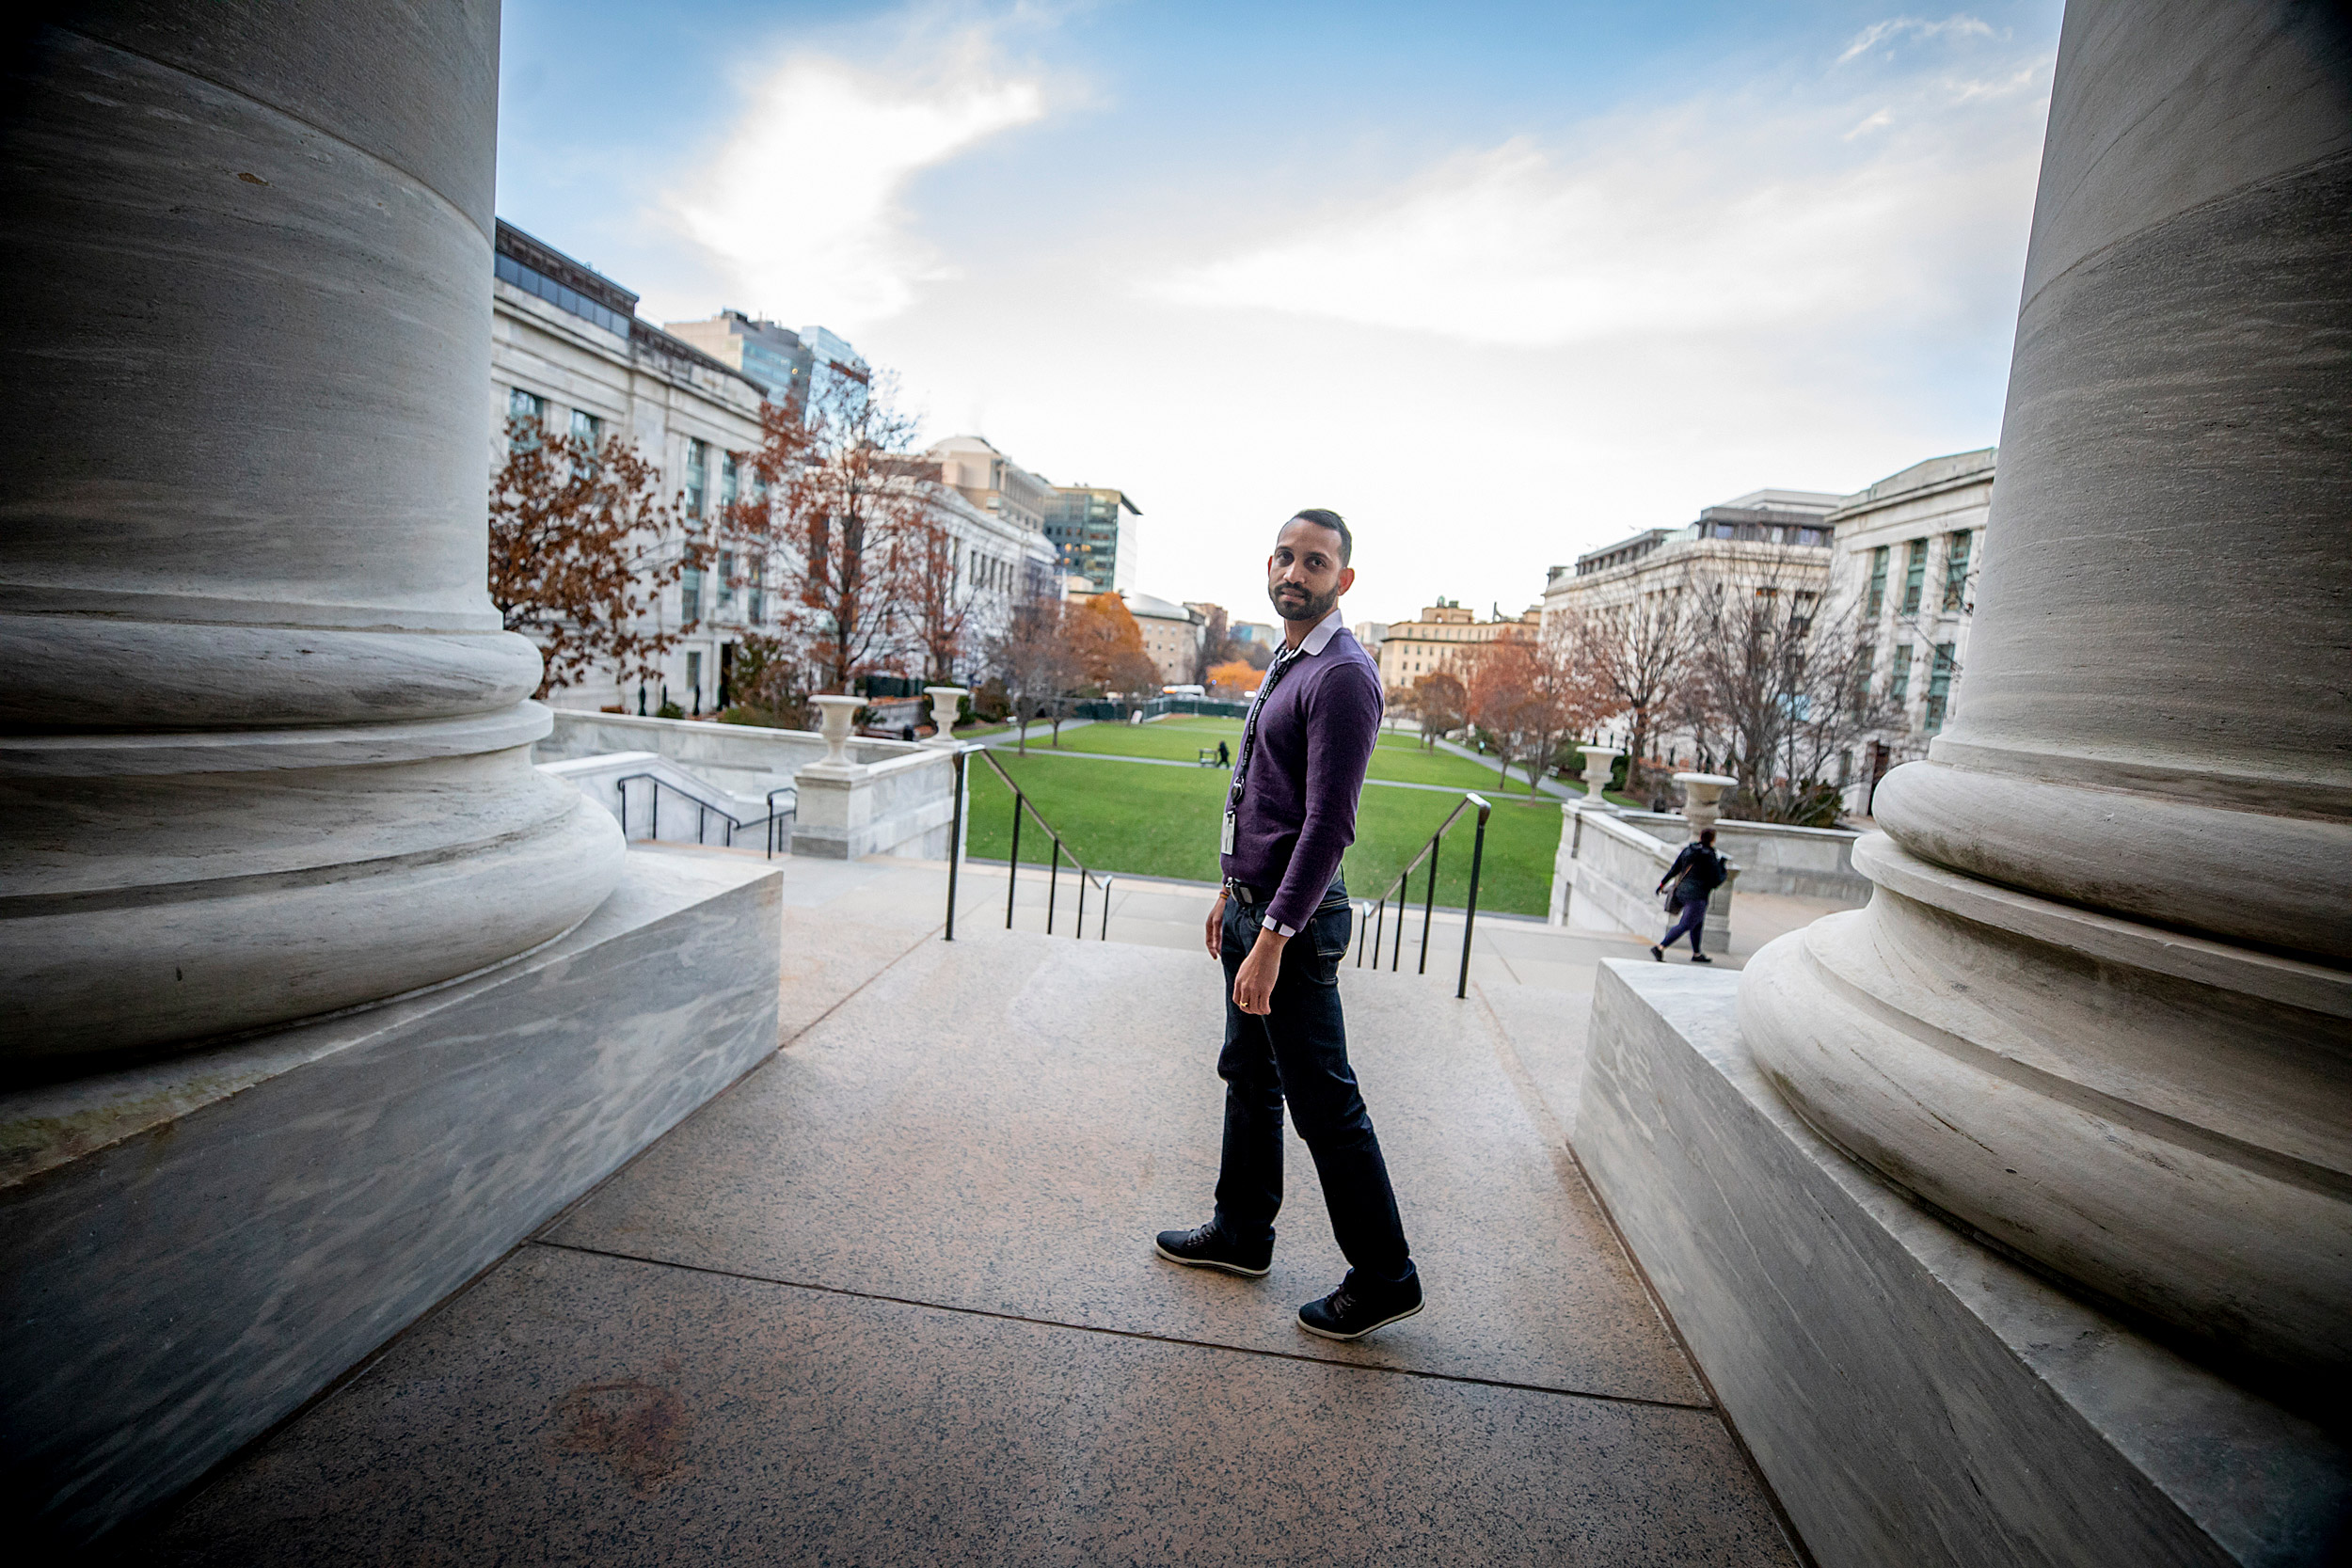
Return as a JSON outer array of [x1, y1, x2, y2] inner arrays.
[[1043, 484, 1141, 594]]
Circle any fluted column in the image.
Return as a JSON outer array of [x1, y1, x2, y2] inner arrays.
[[1741, 0, 2352, 1400], [0, 2, 621, 1072]]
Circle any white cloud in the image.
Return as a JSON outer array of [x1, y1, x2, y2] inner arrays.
[[673, 31, 1046, 326], [1138, 36, 2048, 353], [1837, 14, 1995, 66]]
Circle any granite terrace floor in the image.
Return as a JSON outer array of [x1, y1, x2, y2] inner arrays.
[[125, 849, 1812, 1566]]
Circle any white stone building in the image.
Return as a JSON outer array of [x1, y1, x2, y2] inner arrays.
[[1540, 489, 1839, 765], [1374, 599, 1543, 690], [490, 220, 768, 716], [1823, 448, 1994, 814], [889, 449, 1064, 680]]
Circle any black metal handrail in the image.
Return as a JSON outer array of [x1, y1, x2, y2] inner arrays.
[[1354, 791, 1491, 999], [615, 773, 796, 858], [944, 746, 1114, 941]]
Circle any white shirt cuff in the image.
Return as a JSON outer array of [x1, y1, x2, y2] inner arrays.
[[1269, 918, 1297, 938]]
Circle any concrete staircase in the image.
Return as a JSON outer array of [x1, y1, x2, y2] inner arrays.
[[127, 850, 1811, 1565]]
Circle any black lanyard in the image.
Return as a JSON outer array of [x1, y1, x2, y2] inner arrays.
[[1229, 642, 1305, 809]]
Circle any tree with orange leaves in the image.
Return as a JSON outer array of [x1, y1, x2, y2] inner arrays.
[[1205, 658, 1261, 696], [1467, 626, 1610, 793], [1067, 593, 1162, 697], [488, 420, 694, 698]]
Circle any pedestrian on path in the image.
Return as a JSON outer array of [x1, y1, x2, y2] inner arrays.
[[1653, 829, 1726, 964], [1156, 509, 1423, 1341]]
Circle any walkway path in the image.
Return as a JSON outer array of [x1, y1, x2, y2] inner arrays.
[[134, 851, 1807, 1566]]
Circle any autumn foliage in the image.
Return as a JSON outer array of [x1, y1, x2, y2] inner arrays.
[[1066, 594, 1162, 696], [1465, 629, 1613, 792], [489, 420, 693, 697], [1205, 658, 1261, 695]]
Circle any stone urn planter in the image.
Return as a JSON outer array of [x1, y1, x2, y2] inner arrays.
[[811, 694, 864, 766], [1577, 746, 1620, 804], [923, 686, 969, 746], [1672, 771, 1739, 834]]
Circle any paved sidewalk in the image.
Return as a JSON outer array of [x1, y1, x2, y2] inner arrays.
[[131, 850, 1807, 1566]]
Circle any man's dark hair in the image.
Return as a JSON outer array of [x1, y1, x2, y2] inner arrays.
[[1699, 828, 1718, 845], [1287, 508, 1352, 565]]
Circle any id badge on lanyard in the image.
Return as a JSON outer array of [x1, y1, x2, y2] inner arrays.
[[1225, 644, 1295, 861]]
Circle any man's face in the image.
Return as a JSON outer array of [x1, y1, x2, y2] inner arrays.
[[1266, 518, 1356, 625]]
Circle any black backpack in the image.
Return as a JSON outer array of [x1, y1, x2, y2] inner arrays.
[[1680, 846, 1726, 895]]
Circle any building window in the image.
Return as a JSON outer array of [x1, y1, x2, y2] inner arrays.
[[1901, 539, 1928, 614], [1926, 642, 1956, 731], [1890, 645, 1914, 706], [686, 650, 703, 705], [684, 438, 708, 518], [1944, 531, 1972, 610], [569, 408, 601, 447], [1853, 645, 1875, 719], [748, 555, 765, 625], [507, 388, 544, 451], [717, 549, 735, 608], [1867, 546, 1888, 615], [681, 567, 703, 624], [722, 452, 739, 510]]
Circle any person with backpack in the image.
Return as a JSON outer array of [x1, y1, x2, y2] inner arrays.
[[1653, 828, 1727, 963]]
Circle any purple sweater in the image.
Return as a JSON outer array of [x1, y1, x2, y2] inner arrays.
[[1219, 626, 1384, 931]]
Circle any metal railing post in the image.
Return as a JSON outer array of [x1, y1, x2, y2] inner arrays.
[[1456, 795, 1491, 999], [945, 749, 966, 941], [1419, 837, 1440, 974], [1046, 834, 1060, 935], [1005, 789, 1023, 929], [1075, 853, 1088, 940], [1100, 876, 1114, 940]]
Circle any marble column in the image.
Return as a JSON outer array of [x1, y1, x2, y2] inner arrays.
[[0, 2, 622, 1073], [1740, 0, 2352, 1401]]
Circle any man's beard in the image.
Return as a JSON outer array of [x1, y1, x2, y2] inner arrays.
[[1269, 581, 1339, 625]]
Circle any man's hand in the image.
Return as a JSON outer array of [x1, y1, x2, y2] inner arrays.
[[1205, 891, 1226, 959], [1232, 927, 1289, 1015]]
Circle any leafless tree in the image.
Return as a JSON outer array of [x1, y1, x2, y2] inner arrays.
[[739, 372, 926, 695], [1677, 562, 1894, 824], [988, 594, 1080, 754], [1558, 572, 1698, 796]]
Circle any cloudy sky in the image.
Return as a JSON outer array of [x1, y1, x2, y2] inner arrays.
[[496, 1, 2062, 628]]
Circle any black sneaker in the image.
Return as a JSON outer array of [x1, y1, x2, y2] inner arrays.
[[1154, 1222, 1272, 1277], [1691, 952, 1713, 964], [1298, 1272, 1423, 1341], [1650, 944, 1664, 961]]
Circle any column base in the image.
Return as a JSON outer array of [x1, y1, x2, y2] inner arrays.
[[0, 849, 782, 1549], [1576, 960, 2350, 1568]]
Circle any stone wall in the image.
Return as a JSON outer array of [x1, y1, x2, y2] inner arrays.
[[1609, 810, 1868, 903], [537, 710, 956, 861]]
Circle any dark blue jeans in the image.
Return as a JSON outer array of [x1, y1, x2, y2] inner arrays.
[[1213, 893, 1415, 1289], [1662, 891, 1709, 953]]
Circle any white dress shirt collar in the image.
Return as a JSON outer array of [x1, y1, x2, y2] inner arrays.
[[1292, 606, 1347, 657]]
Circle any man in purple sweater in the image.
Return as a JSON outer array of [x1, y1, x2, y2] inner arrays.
[[1154, 509, 1422, 1341]]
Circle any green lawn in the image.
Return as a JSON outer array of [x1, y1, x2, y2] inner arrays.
[[998, 715, 1527, 794], [962, 750, 1562, 916], [1003, 714, 1241, 764]]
